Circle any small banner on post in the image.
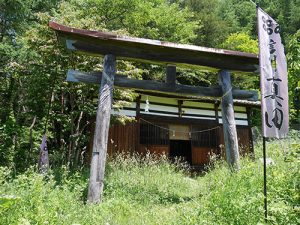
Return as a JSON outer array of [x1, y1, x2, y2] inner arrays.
[[257, 7, 289, 138], [38, 134, 49, 173]]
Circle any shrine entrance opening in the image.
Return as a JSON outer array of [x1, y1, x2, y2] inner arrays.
[[169, 140, 192, 164]]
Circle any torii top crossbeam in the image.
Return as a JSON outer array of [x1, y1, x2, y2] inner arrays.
[[49, 21, 259, 73]]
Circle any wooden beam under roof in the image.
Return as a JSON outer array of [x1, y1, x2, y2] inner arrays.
[[49, 21, 259, 73], [67, 70, 258, 101]]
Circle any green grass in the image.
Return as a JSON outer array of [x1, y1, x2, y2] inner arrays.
[[0, 133, 299, 225]]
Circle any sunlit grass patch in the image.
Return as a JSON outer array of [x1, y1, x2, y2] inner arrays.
[[0, 132, 299, 224]]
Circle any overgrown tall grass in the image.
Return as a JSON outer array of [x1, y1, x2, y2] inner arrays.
[[1, 133, 299, 225]]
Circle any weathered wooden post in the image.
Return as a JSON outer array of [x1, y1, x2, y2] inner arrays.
[[218, 70, 240, 170], [87, 54, 116, 203]]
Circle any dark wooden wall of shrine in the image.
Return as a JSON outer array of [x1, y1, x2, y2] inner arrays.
[[106, 122, 171, 157], [107, 122, 138, 155], [87, 120, 253, 166], [218, 126, 253, 156]]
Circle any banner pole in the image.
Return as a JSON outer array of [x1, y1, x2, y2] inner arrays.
[[256, 3, 268, 221], [263, 136, 267, 222]]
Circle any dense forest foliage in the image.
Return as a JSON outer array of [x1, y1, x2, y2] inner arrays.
[[0, 0, 299, 170]]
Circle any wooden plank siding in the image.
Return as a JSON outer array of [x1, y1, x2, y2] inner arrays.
[[236, 127, 252, 156], [107, 122, 138, 155], [218, 126, 253, 157], [192, 147, 213, 165], [191, 124, 219, 165], [88, 121, 253, 165]]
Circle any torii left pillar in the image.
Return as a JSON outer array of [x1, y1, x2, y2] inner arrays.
[[88, 54, 116, 203]]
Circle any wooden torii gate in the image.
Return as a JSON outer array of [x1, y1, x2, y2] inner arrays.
[[49, 21, 259, 203]]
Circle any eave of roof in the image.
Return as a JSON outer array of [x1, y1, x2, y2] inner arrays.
[[135, 90, 261, 107], [49, 21, 259, 73]]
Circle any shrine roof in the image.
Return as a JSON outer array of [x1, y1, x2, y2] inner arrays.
[[49, 21, 259, 73]]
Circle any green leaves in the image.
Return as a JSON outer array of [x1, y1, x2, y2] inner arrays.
[[0, 195, 20, 210], [124, 0, 198, 43], [287, 30, 300, 123], [222, 32, 258, 54], [56, 0, 198, 43]]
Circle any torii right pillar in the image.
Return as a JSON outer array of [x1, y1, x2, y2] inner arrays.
[[219, 70, 240, 170]]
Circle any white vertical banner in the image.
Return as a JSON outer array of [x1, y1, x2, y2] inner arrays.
[[257, 7, 289, 138]]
